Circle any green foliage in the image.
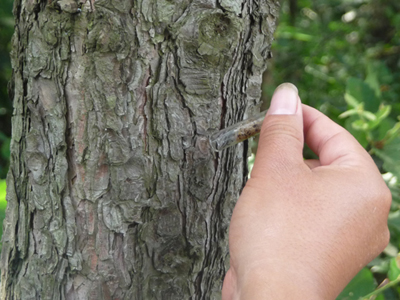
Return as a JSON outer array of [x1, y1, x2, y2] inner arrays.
[[0, 0, 13, 180], [338, 72, 400, 299], [340, 63, 400, 152], [0, 0, 13, 255], [0, 132, 10, 177], [0, 180, 6, 251], [387, 256, 400, 282]]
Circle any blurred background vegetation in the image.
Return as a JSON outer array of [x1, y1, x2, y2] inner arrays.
[[0, 0, 13, 247], [0, 0, 399, 298]]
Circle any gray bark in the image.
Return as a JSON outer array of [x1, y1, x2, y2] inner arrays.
[[0, 0, 279, 299]]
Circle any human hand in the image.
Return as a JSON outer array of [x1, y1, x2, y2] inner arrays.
[[222, 83, 391, 299]]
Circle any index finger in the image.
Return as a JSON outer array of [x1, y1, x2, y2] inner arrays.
[[302, 105, 373, 167]]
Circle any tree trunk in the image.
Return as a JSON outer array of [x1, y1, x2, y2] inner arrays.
[[1, 0, 279, 298]]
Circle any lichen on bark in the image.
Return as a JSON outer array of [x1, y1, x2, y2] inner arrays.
[[1, 0, 280, 299]]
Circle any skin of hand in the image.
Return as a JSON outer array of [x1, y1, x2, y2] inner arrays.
[[222, 83, 392, 300]]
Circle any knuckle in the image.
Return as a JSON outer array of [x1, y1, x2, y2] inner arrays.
[[378, 228, 391, 253], [381, 185, 393, 211], [365, 178, 392, 211], [371, 183, 393, 215]]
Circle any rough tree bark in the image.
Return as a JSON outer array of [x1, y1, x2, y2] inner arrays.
[[1, 0, 279, 298]]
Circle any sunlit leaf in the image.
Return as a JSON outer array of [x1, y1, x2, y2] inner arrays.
[[275, 25, 313, 41], [388, 256, 400, 281], [0, 180, 6, 210], [346, 77, 380, 112], [339, 109, 358, 119], [364, 106, 392, 132], [362, 111, 376, 121], [344, 93, 360, 108], [374, 136, 400, 179], [384, 243, 399, 258], [376, 105, 392, 121], [0, 179, 6, 239], [352, 119, 368, 131], [276, 31, 313, 41], [345, 117, 369, 148], [370, 259, 390, 274], [384, 122, 400, 144]]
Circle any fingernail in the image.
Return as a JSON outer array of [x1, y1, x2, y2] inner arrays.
[[268, 83, 299, 115]]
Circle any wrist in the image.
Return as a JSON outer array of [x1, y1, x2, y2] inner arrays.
[[230, 263, 330, 300]]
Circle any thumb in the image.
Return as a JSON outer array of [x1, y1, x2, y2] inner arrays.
[[251, 83, 304, 178]]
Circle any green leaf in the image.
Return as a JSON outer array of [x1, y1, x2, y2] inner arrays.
[[0, 180, 6, 241], [346, 77, 380, 112], [0, 180, 6, 211], [339, 109, 359, 119], [375, 293, 386, 300], [384, 122, 400, 144], [1, 137, 10, 160], [389, 210, 400, 230], [365, 105, 392, 131], [374, 136, 400, 179], [336, 268, 377, 300], [344, 93, 361, 108], [366, 62, 382, 98], [275, 25, 313, 41], [388, 256, 400, 281], [352, 119, 369, 131], [376, 105, 392, 121], [368, 106, 390, 130], [384, 242, 400, 258], [362, 111, 377, 121], [345, 117, 369, 148], [277, 31, 313, 41], [377, 117, 396, 141], [370, 258, 390, 274], [0, 17, 14, 28]]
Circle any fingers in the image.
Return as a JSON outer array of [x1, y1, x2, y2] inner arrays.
[[222, 269, 235, 300], [304, 159, 321, 169], [251, 83, 305, 178], [252, 83, 375, 180], [302, 105, 373, 167]]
